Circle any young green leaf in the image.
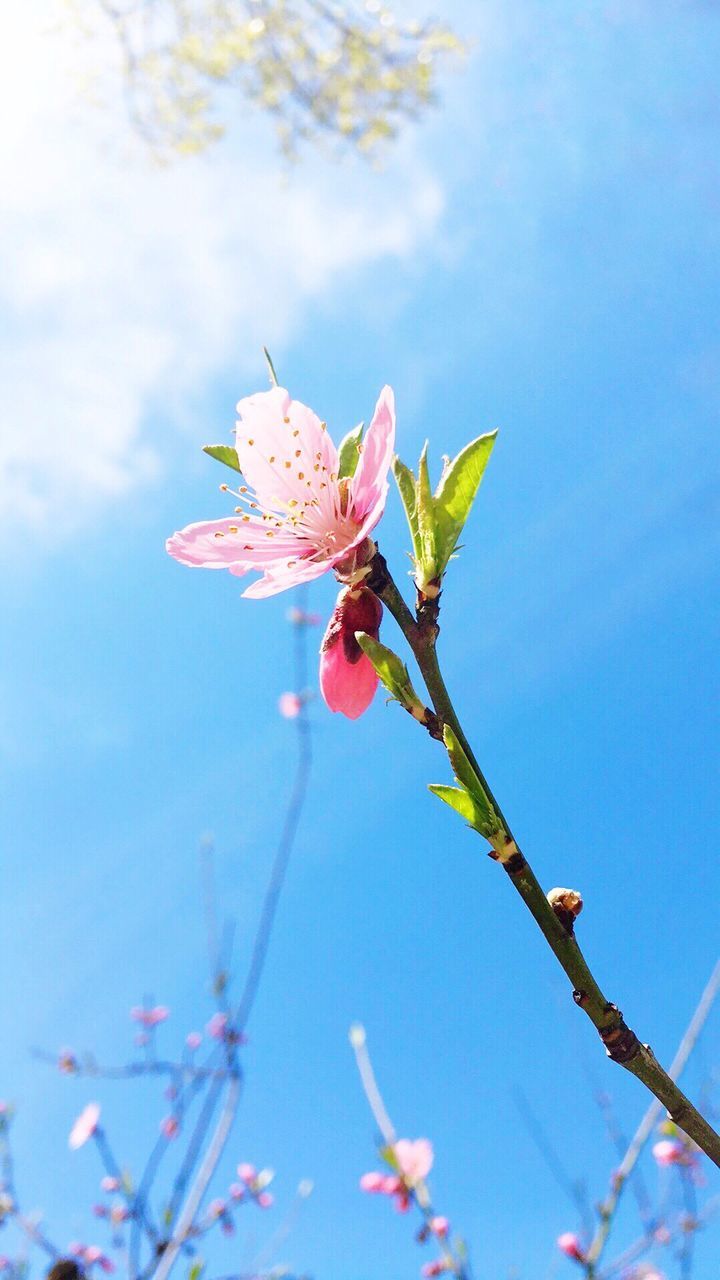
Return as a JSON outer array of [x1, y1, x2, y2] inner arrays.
[[355, 631, 425, 715], [203, 444, 241, 473], [432, 431, 497, 573], [392, 455, 421, 560], [428, 784, 496, 836]]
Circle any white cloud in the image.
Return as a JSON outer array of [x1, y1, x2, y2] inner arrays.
[[0, 4, 443, 540]]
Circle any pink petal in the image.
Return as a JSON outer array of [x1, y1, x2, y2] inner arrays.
[[235, 387, 338, 509], [239, 555, 329, 598], [166, 517, 302, 570], [349, 386, 396, 525]]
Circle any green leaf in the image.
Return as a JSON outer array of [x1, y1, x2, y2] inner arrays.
[[203, 444, 241, 473], [337, 422, 364, 480], [392, 455, 421, 560], [415, 442, 437, 575], [428, 784, 492, 834], [440, 726, 501, 836], [431, 431, 497, 573], [188, 1263, 205, 1280], [355, 632, 424, 714]]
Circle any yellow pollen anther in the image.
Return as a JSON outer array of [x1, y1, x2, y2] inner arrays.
[[298, 471, 305, 479], [284, 461, 291, 469], [220, 483, 228, 491], [240, 486, 248, 493], [283, 416, 290, 424], [247, 439, 254, 445], [266, 531, 274, 538], [229, 526, 239, 533], [292, 429, 300, 437], [269, 454, 276, 463], [214, 531, 224, 538], [288, 499, 298, 507], [295, 449, 302, 458]]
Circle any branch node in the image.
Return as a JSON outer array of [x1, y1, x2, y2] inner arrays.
[[599, 1006, 641, 1065]]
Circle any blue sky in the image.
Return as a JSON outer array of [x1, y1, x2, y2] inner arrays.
[[2, 1, 720, 1278]]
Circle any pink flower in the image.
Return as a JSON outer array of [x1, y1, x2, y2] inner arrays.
[[109, 1204, 129, 1225], [131, 1005, 169, 1028], [422, 1263, 448, 1278], [69, 1102, 101, 1150], [208, 1198, 226, 1218], [359, 1172, 385, 1193], [381, 1175, 403, 1195], [229, 1182, 245, 1201], [237, 1162, 257, 1184], [394, 1138, 434, 1186], [319, 586, 383, 718], [557, 1232, 585, 1262], [160, 1115, 180, 1140], [167, 385, 395, 599], [652, 1138, 687, 1167], [256, 1191, 274, 1209], [186, 1031, 202, 1050], [430, 1216, 450, 1238], [278, 692, 302, 719], [100, 1176, 120, 1193]]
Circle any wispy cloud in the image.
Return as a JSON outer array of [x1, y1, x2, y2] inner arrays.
[[0, 5, 443, 541]]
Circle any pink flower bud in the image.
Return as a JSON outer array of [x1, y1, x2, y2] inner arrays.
[[652, 1138, 686, 1167], [110, 1205, 129, 1225], [208, 1198, 226, 1218], [278, 692, 302, 719], [160, 1116, 180, 1140], [257, 1191, 274, 1209], [100, 1176, 120, 1193], [557, 1232, 585, 1262], [381, 1175, 403, 1195], [319, 587, 383, 719], [186, 1032, 202, 1051], [359, 1172, 385, 1193], [430, 1216, 449, 1238], [238, 1162, 257, 1183], [229, 1182, 245, 1201], [421, 1263, 446, 1278], [206, 1012, 229, 1040], [394, 1192, 411, 1213]]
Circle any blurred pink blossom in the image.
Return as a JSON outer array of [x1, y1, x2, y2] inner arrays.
[[257, 1191, 274, 1209], [238, 1163, 257, 1184], [421, 1263, 448, 1277], [100, 1176, 120, 1193], [229, 1182, 245, 1201], [653, 1138, 688, 1167], [186, 1032, 202, 1051], [208, 1198, 226, 1218], [359, 1172, 385, 1193], [131, 1005, 169, 1028], [206, 1012, 229, 1039], [394, 1138, 434, 1186], [557, 1232, 585, 1262], [160, 1116, 180, 1140], [69, 1102, 101, 1150], [430, 1215, 450, 1238], [287, 607, 322, 627], [278, 692, 302, 719]]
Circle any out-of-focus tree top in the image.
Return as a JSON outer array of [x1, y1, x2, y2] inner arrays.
[[64, 0, 464, 157]]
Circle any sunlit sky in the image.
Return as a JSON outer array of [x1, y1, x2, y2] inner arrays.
[[2, 2, 720, 1278]]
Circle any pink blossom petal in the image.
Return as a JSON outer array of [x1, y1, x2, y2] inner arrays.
[[349, 386, 396, 527], [234, 387, 338, 509], [359, 1172, 385, 1193], [167, 517, 302, 571], [238, 555, 328, 599]]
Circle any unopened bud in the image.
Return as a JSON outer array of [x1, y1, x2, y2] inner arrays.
[[547, 887, 583, 933]]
